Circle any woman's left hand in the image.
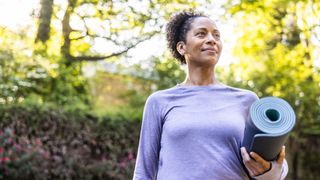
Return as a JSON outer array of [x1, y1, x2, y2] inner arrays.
[[240, 147, 277, 177]]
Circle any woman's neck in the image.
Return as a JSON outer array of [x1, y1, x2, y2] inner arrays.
[[182, 66, 216, 86]]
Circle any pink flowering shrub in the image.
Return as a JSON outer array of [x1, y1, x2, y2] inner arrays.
[[0, 105, 140, 179], [0, 128, 49, 179]]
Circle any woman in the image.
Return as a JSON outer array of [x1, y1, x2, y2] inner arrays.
[[133, 11, 288, 180]]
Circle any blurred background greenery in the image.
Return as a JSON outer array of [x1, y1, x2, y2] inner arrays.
[[0, 0, 319, 179]]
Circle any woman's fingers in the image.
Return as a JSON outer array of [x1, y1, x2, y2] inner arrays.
[[241, 147, 260, 176], [277, 146, 286, 164], [241, 147, 275, 176], [240, 147, 253, 170], [240, 146, 286, 177], [250, 152, 271, 170], [247, 168, 256, 177], [240, 147, 251, 162]]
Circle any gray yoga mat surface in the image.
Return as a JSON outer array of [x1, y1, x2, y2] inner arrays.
[[242, 97, 296, 161]]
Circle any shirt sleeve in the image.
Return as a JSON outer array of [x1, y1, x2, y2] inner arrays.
[[133, 95, 163, 180], [253, 159, 288, 180]]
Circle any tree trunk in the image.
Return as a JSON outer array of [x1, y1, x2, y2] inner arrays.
[[35, 0, 54, 44], [292, 151, 298, 180], [61, 0, 77, 63]]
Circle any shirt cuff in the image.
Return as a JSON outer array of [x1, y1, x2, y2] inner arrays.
[[254, 159, 288, 180]]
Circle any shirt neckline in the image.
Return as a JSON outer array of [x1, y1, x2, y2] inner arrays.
[[175, 81, 224, 90]]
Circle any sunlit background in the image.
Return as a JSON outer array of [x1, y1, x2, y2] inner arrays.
[[0, 0, 319, 179], [0, 0, 237, 70]]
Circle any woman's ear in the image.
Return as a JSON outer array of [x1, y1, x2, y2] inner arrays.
[[176, 41, 186, 56]]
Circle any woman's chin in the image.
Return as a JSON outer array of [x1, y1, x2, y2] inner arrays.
[[203, 57, 219, 65], [191, 59, 218, 67]]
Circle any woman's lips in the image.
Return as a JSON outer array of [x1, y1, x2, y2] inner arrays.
[[202, 48, 217, 54]]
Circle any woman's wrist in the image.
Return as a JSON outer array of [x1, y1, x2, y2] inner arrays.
[[253, 160, 285, 180]]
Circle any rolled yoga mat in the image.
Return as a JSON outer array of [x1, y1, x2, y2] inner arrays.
[[242, 97, 296, 161]]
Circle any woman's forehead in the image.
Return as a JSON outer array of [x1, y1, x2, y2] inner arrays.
[[190, 17, 218, 31]]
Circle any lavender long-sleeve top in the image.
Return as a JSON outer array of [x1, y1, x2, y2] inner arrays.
[[133, 83, 287, 180]]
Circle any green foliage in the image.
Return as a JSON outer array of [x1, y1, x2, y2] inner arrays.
[[1, 0, 207, 111], [151, 56, 186, 90], [223, 0, 320, 133], [0, 104, 141, 179], [222, 1, 320, 179], [110, 55, 185, 119], [43, 62, 92, 110], [0, 27, 91, 109], [87, 54, 185, 120], [3, 0, 319, 178], [54, 0, 203, 60], [0, 128, 43, 179]]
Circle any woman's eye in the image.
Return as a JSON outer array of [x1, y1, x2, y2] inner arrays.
[[196, 32, 205, 36]]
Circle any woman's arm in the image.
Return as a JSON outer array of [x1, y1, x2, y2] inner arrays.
[[241, 146, 288, 180], [133, 95, 163, 180]]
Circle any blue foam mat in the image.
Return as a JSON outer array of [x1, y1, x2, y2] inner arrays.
[[242, 97, 296, 161]]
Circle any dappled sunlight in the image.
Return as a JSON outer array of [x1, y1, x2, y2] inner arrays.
[[0, 0, 319, 179]]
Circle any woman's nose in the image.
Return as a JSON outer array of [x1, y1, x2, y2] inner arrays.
[[206, 33, 217, 44]]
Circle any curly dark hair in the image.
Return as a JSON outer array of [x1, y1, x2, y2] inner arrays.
[[165, 11, 206, 64]]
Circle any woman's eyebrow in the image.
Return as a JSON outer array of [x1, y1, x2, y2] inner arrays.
[[194, 27, 208, 32], [194, 27, 219, 32]]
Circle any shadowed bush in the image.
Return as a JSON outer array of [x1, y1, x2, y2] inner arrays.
[[0, 104, 140, 179]]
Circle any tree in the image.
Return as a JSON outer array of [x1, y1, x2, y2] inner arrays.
[[35, 0, 54, 44], [23, 0, 209, 107], [222, 0, 320, 179], [33, 0, 204, 62]]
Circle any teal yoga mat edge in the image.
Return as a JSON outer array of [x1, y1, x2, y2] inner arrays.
[[243, 96, 296, 161]]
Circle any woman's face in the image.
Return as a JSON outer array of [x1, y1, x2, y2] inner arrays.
[[177, 17, 222, 66]]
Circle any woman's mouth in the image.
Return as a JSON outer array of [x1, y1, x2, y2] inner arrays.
[[202, 48, 217, 54]]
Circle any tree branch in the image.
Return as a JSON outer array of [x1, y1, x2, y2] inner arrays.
[[70, 34, 156, 62], [71, 48, 130, 61]]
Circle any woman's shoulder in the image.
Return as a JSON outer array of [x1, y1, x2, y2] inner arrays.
[[219, 83, 259, 101], [146, 86, 180, 105]]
